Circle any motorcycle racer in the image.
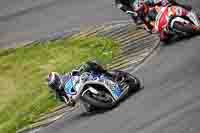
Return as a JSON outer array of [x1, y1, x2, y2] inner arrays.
[[136, 0, 192, 31], [158, 6, 200, 41], [47, 61, 114, 106], [114, 0, 192, 33]]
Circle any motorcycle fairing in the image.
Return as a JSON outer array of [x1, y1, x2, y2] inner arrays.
[[66, 72, 123, 100], [80, 81, 123, 100], [94, 74, 123, 98], [103, 80, 122, 97]]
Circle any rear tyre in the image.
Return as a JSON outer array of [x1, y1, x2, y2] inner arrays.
[[112, 70, 141, 92]]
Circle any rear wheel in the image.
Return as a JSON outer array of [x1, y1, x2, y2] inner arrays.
[[111, 70, 141, 92]]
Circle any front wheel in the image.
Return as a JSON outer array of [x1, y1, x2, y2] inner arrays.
[[80, 88, 116, 109], [173, 21, 200, 35]]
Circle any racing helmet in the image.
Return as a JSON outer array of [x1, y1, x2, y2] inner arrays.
[[47, 72, 62, 91]]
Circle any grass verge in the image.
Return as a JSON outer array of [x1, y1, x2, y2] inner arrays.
[[0, 36, 119, 133]]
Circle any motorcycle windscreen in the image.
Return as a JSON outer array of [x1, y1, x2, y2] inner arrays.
[[64, 77, 77, 96]]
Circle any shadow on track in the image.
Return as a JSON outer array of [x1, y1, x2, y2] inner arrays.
[[162, 34, 200, 46]]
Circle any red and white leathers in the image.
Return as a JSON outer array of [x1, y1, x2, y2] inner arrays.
[[152, 5, 191, 41]]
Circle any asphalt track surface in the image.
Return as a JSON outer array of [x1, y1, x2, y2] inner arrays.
[[2, 0, 200, 133], [0, 0, 128, 48]]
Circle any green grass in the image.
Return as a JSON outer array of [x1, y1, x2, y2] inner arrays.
[[0, 36, 119, 133]]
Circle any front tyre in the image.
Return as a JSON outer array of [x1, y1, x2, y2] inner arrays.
[[80, 89, 116, 109], [173, 21, 200, 35]]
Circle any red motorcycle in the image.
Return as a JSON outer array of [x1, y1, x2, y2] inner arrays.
[[151, 4, 200, 41]]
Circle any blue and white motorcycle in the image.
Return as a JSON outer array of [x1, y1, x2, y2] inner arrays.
[[63, 69, 141, 112]]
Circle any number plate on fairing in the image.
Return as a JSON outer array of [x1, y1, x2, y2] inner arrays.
[[103, 79, 123, 99], [111, 84, 123, 98]]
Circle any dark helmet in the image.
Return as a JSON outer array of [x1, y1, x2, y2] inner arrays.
[[47, 72, 62, 91]]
